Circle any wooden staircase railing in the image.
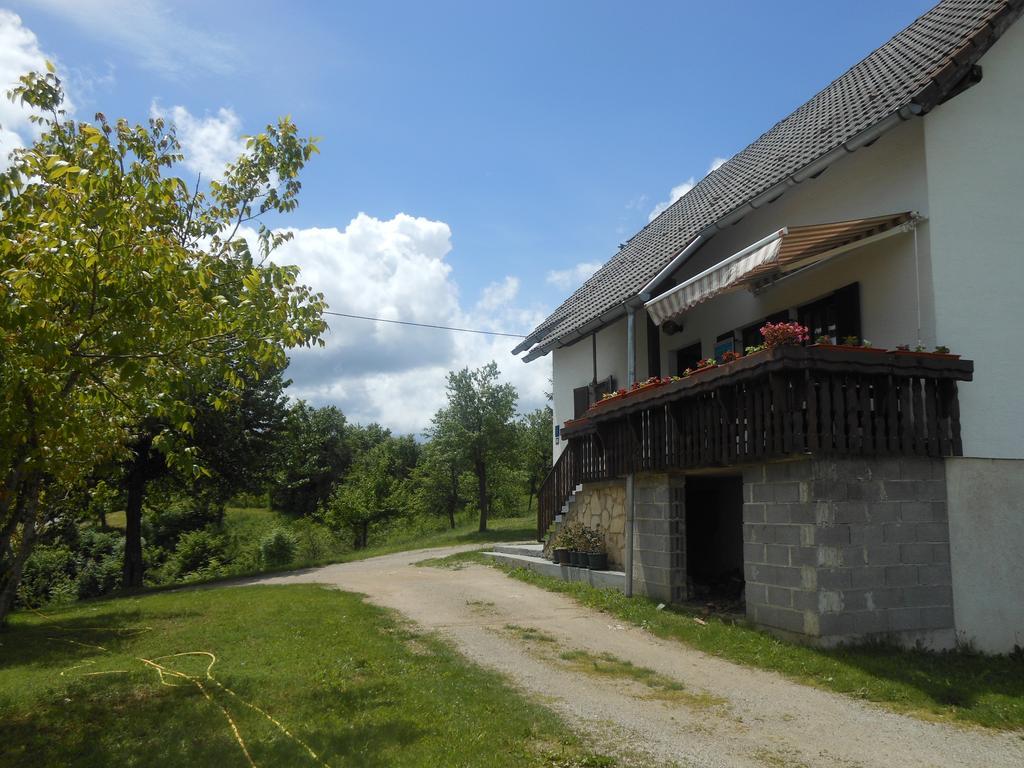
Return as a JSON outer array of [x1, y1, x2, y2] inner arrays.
[[536, 441, 581, 541]]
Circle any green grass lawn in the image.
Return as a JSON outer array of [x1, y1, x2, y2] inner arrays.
[[0, 584, 611, 768], [424, 551, 1024, 731]]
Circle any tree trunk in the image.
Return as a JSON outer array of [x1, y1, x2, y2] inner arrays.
[[447, 503, 456, 529], [0, 477, 41, 625], [475, 460, 488, 533], [122, 461, 147, 589]]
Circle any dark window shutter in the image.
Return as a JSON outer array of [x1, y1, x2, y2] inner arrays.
[[573, 386, 590, 419]]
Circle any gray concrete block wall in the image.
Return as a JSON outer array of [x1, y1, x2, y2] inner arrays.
[[632, 473, 686, 603], [743, 457, 955, 647]]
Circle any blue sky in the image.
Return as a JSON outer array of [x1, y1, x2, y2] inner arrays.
[[1, 0, 935, 433]]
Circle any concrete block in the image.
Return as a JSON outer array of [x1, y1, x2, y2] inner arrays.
[[744, 542, 766, 564], [810, 478, 846, 502], [899, 458, 937, 481], [849, 526, 885, 546], [635, 549, 673, 570], [815, 525, 851, 545], [840, 545, 867, 567], [752, 484, 773, 503], [919, 480, 947, 502], [791, 590, 818, 611], [916, 522, 949, 543], [870, 457, 903, 480], [918, 564, 952, 586], [866, 502, 901, 523], [903, 584, 952, 607], [745, 582, 768, 605], [830, 459, 873, 481], [764, 564, 804, 588], [744, 523, 774, 544], [817, 546, 841, 567], [900, 542, 934, 564], [814, 501, 835, 525], [889, 607, 923, 632], [850, 610, 889, 635], [817, 568, 852, 589], [920, 605, 955, 629], [834, 502, 869, 524], [765, 544, 792, 566], [743, 482, 754, 504], [743, 465, 766, 484], [870, 588, 906, 609], [838, 589, 871, 611], [900, 502, 937, 522], [818, 590, 844, 613], [864, 544, 902, 565], [744, 563, 762, 583], [756, 603, 806, 634], [931, 543, 950, 563], [774, 482, 802, 503], [882, 480, 918, 502], [790, 546, 817, 566], [766, 585, 794, 608], [846, 482, 883, 502], [885, 564, 919, 587], [773, 524, 802, 545], [743, 503, 767, 523], [765, 503, 794, 524], [818, 612, 857, 636], [851, 567, 886, 589], [883, 523, 918, 543]]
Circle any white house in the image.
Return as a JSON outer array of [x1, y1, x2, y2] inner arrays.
[[514, 0, 1024, 653]]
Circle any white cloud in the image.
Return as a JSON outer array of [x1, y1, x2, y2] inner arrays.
[[545, 261, 602, 290], [257, 213, 550, 435], [648, 156, 729, 222], [27, 0, 240, 78], [150, 102, 246, 180], [0, 10, 61, 167]]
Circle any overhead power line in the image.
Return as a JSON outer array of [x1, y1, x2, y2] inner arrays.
[[323, 311, 527, 338]]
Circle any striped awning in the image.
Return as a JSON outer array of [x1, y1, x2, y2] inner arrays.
[[645, 212, 915, 326]]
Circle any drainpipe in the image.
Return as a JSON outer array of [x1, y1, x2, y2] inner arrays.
[[624, 305, 636, 597]]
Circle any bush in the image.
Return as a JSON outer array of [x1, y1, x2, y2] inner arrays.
[[143, 496, 222, 551], [290, 518, 343, 563], [17, 543, 76, 608], [260, 528, 297, 567], [167, 529, 226, 579], [75, 529, 123, 598]]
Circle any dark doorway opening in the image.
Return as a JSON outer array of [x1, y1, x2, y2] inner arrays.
[[685, 475, 745, 606]]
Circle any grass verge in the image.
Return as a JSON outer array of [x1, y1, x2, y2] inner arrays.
[[0, 583, 614, 768], [425, 551, 1024, 730]]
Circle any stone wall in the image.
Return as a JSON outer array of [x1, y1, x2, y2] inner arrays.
[[553, 480, 626, 567], [743, 457, 955, 648]]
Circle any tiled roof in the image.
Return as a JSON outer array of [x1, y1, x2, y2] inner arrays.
[[516, 0, 1023, 361]]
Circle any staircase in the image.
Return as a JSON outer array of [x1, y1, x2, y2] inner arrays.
[[537, 441, 584, 541]]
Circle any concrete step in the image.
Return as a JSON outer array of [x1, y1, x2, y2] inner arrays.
[[483, 551, 625, 592], [491, 542, 545, 558]]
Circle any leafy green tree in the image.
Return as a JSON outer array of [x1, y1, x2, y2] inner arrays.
[[322, 438, 416, 549], [519, 406, 553, 515], [429, 363, 517, 532], [0, 68, 325, 621], [269, 403, 351, 517], [411, 440, 467, 529]]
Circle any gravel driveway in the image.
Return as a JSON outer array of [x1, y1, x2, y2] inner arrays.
[[246, 544, 1024, 768]]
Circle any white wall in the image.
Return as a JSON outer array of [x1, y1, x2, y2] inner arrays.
[[657, 117, 935, 373], [946, 458, 1024, 653], [551, 316, 633, 459], [924, 21, 1024, 460]]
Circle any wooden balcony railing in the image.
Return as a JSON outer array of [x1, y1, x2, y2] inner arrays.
[[538, 346, 972, 540]]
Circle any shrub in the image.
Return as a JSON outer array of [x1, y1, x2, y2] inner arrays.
[[259, 528, 298, 567], [167, 529, 226, 579], [17, 543, 76, 608]]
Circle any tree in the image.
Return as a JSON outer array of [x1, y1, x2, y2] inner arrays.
[[269, 403, 351, 517], [322, 437, 415, 549], [0, 68, 326, 622], [519, 406, 553, 515], [119, 364, 290, 587], [429, 363, 517, 532], [411, 440, 466, 529]]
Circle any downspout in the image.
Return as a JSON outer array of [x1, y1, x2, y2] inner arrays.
[[624, 305, 636, 597]]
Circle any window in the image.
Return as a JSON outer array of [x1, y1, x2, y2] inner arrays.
[[675, 342, 702, 375], [797, 282, 860, 342], [572, 375, 615, 419], [741, 310, 790, 350]]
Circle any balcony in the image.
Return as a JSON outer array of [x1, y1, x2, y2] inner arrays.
[[539, 346, 973, 539]]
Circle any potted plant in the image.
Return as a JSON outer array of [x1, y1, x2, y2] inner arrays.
[[585, 527, 608, 571], [895, 343, 960, 360], [813, 334, 884, 353], [760, 321, 809, 349], [552, 527, 571, 565], [720, 350, 742, 365], [561, 521, 586, 567], [684, 358, 718, 377]]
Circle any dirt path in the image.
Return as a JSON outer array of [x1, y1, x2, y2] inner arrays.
[[246, 545, 1024, 768]]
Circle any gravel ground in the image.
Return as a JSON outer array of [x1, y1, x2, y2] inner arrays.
[[245, 544, 1024, 768]]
